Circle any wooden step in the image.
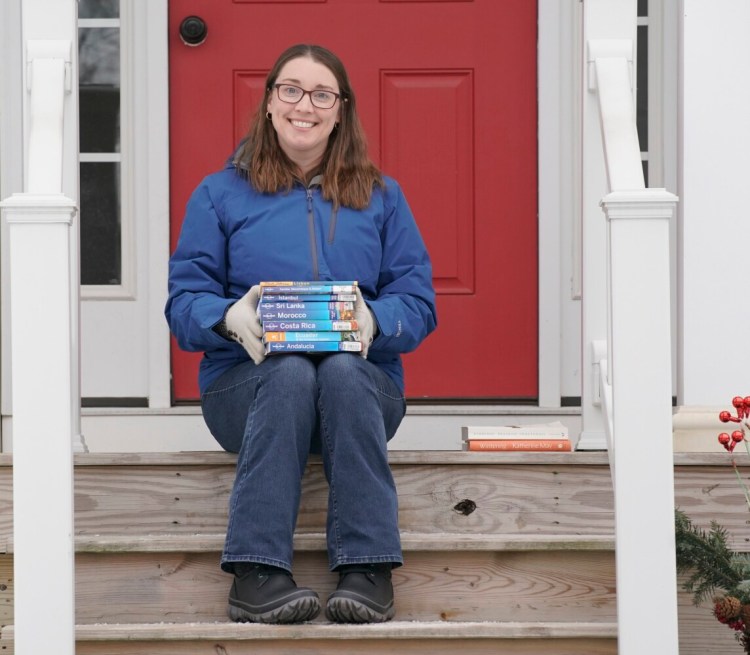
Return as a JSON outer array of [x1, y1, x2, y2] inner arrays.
[[1, 621, 619, 655], [0, 452, 725, 547], [68, 532, 615, 553], [8, 547, 615, 624], [0, 451, 617, 548]]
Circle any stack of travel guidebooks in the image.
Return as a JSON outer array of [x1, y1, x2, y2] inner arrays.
[[461, 421, 571, 452], [258, 281, 363, 355]]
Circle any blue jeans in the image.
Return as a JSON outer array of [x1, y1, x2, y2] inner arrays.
[[201, 353, 406, 573]]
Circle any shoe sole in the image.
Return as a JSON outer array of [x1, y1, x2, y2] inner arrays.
[[228, 595, 321, 624], [325, 596, 395, 623]]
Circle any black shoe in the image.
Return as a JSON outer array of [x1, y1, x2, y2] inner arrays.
[[325, 563, 395, 623], [227, 563, 321, 623]]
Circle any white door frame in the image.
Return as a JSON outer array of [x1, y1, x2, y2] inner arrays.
[[0, 0, 25, 421], [77, 0, 170, 404], [133, 0, 171, 409]]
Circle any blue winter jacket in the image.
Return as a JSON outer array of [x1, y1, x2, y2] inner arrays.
[[165, 162, 437, 395]]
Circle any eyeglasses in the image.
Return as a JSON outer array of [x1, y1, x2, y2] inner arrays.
[[273, 84, 342, 110]]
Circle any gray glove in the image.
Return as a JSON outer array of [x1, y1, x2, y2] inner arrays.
[[354, 287, 376, 358], [224, 285, 265, 365]]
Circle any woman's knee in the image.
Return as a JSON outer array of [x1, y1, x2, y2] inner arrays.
[[264, 354, 318, 391], [317, 354, 371, 393]]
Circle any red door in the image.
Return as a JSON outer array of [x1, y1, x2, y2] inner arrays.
[[168, 0, 537, 402]]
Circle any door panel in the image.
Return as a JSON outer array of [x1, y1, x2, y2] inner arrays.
[[168, 0, 538, 401]]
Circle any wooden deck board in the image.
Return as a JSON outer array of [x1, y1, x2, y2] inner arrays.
[[0, 459, 617, 541], [67, 532, 615, 553], [2, 621, 619, 655], [62, 549, 615, 624], [0, 451, 613, 467]]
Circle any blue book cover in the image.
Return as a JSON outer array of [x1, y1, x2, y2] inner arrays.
[[259, 293, 357, 302], [258, 301, 355, 311], [261, 320, 359, 332], [264, 341, 363, 354], [264, 331, 360, 343], [258, 308, 356, 320]]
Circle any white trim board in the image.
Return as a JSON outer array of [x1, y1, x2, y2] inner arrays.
[[1, 406, 584, 453], [0, 0, 24, 436]]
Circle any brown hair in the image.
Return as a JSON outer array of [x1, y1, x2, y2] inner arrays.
[[234, 44, 383, 209]]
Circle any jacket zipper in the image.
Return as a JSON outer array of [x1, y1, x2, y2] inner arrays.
[[306, 188, 320, 280], [327, 206, 338, 245]]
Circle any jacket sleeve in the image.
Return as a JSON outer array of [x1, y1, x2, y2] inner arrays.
[[367, 180, 437, 355], [164, 179, 236, 352]]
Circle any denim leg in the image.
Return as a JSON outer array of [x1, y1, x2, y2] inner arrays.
[[316, 354, 406, 570], [201, 356, 318, 573]]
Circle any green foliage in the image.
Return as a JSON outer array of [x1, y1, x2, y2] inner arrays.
[[675, 508, 750, 605]]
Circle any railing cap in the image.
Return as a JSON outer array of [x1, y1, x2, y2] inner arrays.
[[1, 193, 77, 224], [600, 189, 679, 221]]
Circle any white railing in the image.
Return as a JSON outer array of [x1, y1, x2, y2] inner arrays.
[[0, 35, 78, 655], [582, 6, 679, 655]]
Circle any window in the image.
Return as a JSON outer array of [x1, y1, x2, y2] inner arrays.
[[78, 0, 131, 294]]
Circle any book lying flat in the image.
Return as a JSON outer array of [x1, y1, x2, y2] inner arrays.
[[263, 331, 360, 343], [265, 341, 363, 354], [260, 281, 358, 294], [262, 320, 359, 332], [259, 309, 356, 320], [463, 439, 572, 452], [461, 421, 569, 441], [259, 294, 357, 302], [258, 301, 355, 311]]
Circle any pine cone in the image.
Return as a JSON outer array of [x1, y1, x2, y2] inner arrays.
[[741, 604, 750, 625], [715, 595, 742, 621]]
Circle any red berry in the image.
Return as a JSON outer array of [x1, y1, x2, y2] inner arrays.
[[719, 433, 731, 445], [720, 411, 732, 422], [733, 396, 745, 408], [732, 431, 745, 443]]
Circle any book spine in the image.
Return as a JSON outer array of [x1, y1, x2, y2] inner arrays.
[[258, 301, 355, 311], [263, 331, 360, 343], [259, 294, 357, 302], [258, 309, 355, 320], [462, 428, 569, 440], [465, 439, 572, 451], [262, 320, 359, 332], [463, 434, 569, 441], [259, 281, 358, 294], [264, 341, 363, 354]]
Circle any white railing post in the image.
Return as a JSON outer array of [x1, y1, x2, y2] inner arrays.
[[1, 196, 77, 655], [0, 33, 78, 655], [582, 2, 680, 653], [579, 1, 639, 452], [602, 190, 678, 655]]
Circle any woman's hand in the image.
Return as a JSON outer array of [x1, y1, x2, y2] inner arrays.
[[354, 287, 376, 358], [225, 286, 265, 365]]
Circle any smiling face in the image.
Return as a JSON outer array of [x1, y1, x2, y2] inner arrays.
[[267, 56, 341, 175]]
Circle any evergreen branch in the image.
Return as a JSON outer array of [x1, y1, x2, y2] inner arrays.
[[675, 509, 744, 605]]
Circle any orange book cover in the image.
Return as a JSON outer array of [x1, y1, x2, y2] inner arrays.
[[465, 439, 572, 452]]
